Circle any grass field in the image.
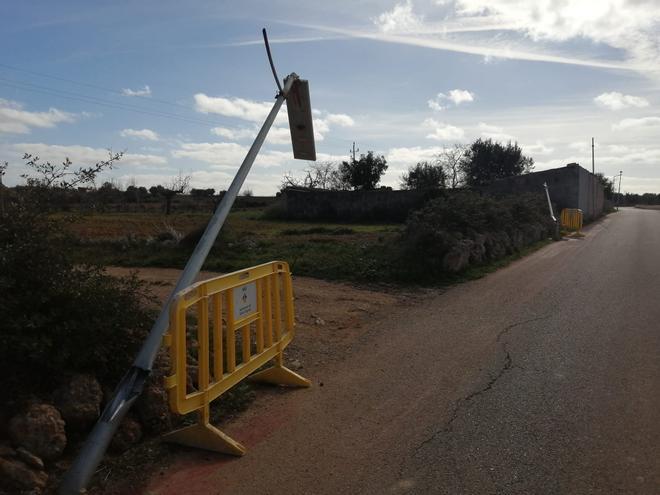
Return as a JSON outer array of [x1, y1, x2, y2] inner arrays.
[[67, 206, 553, 287], [69, 208, 404, 282]]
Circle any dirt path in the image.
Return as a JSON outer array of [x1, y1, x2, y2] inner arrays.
[[105, 266, 410, 373]]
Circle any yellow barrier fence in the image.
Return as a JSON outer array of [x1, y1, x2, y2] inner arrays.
[[162, 261, 310, 455], [560, 208, 583, 232]]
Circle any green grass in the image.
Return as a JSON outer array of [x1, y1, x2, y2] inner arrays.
[[70, 208, 401, 282], [455, 239, 552, 281], [69, 208, 554, 286]]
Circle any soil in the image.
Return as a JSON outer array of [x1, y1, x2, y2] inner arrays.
[[87, 267, 417, 494]]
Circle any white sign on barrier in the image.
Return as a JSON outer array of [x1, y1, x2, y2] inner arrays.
[[233, 282, 257, 320]]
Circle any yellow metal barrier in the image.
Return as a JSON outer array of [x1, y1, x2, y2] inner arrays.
[[560, 208, 583, 232], [162, 261, 310, 455]]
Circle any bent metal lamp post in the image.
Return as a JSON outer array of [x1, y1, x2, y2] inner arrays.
[[60, 30, 315, 494], [543, 181, 560, 241]]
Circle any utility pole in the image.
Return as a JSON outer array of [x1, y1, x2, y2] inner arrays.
[[350, 141, 359, 163], [617, 170, 623, 210], [0, 161, 6, 216], [591, 137, 596, 218]]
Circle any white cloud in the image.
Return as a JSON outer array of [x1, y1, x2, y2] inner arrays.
[[121, 85, 151, 97], [120, 128, 160, 141], [0, 98, 76, 134], [210, 126, 257, 140], [452, 0, 660, 74], [594, 92, 650, 110], [194, 94, 276, 122], [313, 119, 329, 135], [171, 142, 291, 169], [477, 122, 514, 141], [447, 89, 475, 105], [10, 143, 167, 168], [525, 141, 554, 155], [306, 0, 660, 74], [612, 116, 660, 131], [210, 124, 292, 145], [374, 0, 424, 32], [205, 109, 353, 147], [380, 145, 446, 186], [424, 118, 465, 140], [198, 90, 354, 144], [267, 126, 293, 145], [325, 113, 355, 127], [387, 146, 444, 167], [428, 89, 475, 111]]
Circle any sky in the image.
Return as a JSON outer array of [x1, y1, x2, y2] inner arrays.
[[1, 0, 660, 195]]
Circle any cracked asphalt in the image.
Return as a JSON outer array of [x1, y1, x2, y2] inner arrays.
[[148, 208, 660, 495]]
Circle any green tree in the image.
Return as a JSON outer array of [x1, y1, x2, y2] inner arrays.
[[595, 172, 614, 199], [460, 139, 533, 187], [0, 154, 153, 396], [190, 187, 215, 198], [401, 161, 446, 190], [339, 151, 388, 190]]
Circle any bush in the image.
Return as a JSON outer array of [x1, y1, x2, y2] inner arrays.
[[0, 202, 155, 397], [401, 191, 553, 276]]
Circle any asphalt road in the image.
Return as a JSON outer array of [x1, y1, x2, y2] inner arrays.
[[149, 207, 660, 495]]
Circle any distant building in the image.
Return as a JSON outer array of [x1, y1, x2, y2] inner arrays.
[[483, 163, 604, 221]]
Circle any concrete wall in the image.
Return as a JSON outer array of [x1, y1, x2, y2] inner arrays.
[[483, 163, 604, 221], [484, 166, 579, 213], [576, 166, 605, 221], [275, 164, 605, 223]]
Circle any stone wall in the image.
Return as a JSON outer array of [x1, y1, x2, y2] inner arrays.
[[273, 188, 432, 222]]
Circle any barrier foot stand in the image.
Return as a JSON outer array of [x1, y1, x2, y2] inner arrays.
[[248, 365, 311, 388], [162, 413, 246, 456]]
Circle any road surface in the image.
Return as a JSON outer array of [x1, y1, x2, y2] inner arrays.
[[147, 208, 660, 494]]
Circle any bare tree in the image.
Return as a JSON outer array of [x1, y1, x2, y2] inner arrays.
[[16, 151, 122, 210], [436, 144, 467, 189], [281, 161, 345, 190], [161, 171, 191, 215], [21, 151, 123, 189]]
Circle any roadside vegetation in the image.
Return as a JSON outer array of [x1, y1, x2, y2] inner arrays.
[[0, 139, 559, 493]]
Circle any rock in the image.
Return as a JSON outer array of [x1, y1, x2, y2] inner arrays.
[[0, 444, 16, 458], [442, 240, 472, 273], [53, 374, 103, 429], [511, 229, 525, 250], [15, 448, 44, 470], [0, 457, 48, 493], [314, 317, 326, 326], [241, 238, 258, 250], [0, 408, 11, 439], [469, 234, 487, 265], [485, 232, 508, 260], [135, 384, 172, 434], [8, 404, 66, 461], [110, 416, 142, 453], [289, 359, 303, 371]]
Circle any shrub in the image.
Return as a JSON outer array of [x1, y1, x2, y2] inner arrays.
[[401, 191, 553, 276], [0, 202, 155, 397]]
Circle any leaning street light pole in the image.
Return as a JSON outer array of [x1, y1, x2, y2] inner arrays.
[[60, 29, 315, 494], [543, 182, 560, 240]]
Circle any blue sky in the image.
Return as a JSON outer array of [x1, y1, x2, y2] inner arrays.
[[1, 0, 659, 194]]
